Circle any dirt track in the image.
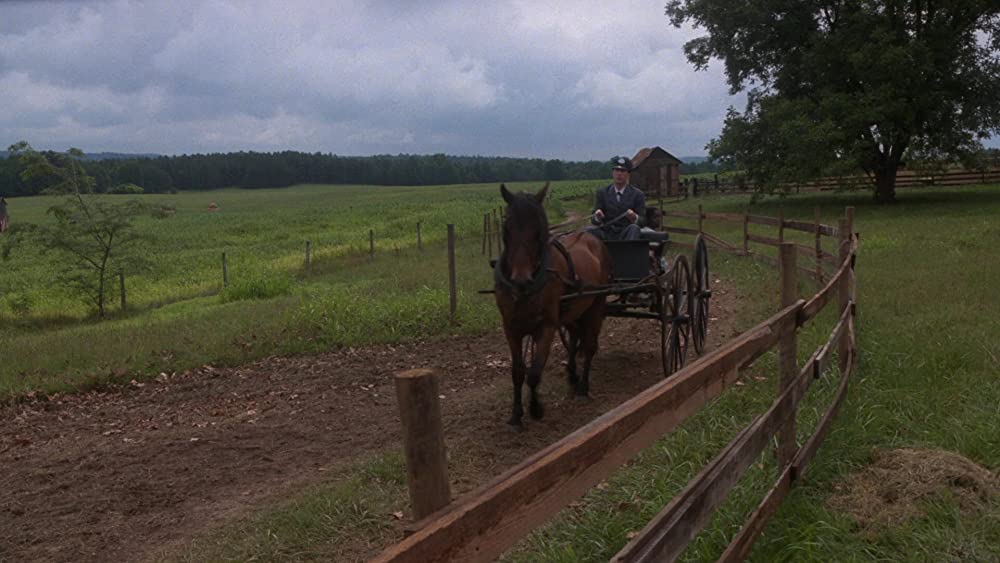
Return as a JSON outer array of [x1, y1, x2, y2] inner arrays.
[[0, 282, 740, 562]]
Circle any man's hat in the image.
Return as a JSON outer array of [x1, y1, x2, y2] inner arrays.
[[610, 156, 632, 171]]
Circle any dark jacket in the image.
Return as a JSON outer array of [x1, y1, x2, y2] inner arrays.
[[591, 184, 646, 235]]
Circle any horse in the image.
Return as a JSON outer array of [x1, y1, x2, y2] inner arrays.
[[494, 183, 613, 430]]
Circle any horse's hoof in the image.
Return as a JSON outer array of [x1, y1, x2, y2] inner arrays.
[[574, 392, 592, 401], [507, 422, 524, 433], [529, 401, 545, 420]]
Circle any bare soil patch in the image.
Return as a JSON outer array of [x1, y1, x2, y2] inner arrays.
[[1, 281, 742, 563], [828, 448, 1000, 533]]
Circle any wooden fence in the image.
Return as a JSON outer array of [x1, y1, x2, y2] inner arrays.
[[683, 166, 1000, 197], [375, 206, 859, 562]]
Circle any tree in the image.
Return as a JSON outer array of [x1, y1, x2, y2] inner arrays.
[[666, 1, 1000, 202], [544, 159, 567, 181], [7, 142, 150, 318]]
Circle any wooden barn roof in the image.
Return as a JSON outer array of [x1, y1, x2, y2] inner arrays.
[[631, 147, 683, 167]]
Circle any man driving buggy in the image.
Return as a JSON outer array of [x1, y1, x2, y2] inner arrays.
[[586, 156, 646, 241]]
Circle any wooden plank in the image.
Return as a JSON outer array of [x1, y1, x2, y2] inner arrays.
[[782, 219, 817, 233], [662, 210, 699, 219], [747, 233, 782, 247], [700, 231, 738, 252], [799, 254, 851, 324], [793, 242, 819, 258], [797, 264, 819, 283], [794, 347, 854, 480], [838, 216, 851, 373], [702, 212, 744, 223], [777, 244, 798, 472], [748, 251, 778, 268], [812, 303, 851, 379], [716, 465, 793, 563], [718, 341, 854, 563], [664, 225, 700, 236], [746, 214, 782, 227], [612, 326, 812, 563], [372, 303, 803, 563]]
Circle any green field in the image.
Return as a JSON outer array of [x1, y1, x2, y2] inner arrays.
[[168, 184, 999, 562], [0, 180, 602, 400], [6, 181, 999, 561]]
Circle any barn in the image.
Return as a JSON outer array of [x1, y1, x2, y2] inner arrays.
[[630, 147, 683, 197]]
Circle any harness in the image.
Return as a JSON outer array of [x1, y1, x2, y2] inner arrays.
[[494, 236, 582, 299]]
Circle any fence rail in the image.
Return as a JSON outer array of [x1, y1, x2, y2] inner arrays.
[[682, 166, 1000, 197], [377, 206, 859, 562]]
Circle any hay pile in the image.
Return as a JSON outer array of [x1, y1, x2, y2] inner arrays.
[[828, 448, 999, 531]]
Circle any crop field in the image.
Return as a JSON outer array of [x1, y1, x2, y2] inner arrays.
[[0, 180, 602, 400]]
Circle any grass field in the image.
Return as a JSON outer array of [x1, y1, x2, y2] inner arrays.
[[6, 181, 1000, 561], [168, 184, 999, 562], [0, 180, 602, 400]]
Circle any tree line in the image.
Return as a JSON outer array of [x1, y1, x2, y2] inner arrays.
[[0, 149, 727, 196]]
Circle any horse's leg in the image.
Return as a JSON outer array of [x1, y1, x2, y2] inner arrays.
[[564, 325, 579, 388], [528, 323, 557, 420], [576, 302, 605, 398], [505, 328, 526, 430]]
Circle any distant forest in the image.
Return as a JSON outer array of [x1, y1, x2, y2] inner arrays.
[[0, 150, 729, 196]]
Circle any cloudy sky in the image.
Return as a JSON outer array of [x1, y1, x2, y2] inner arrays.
[[1, 0, 743, 160]]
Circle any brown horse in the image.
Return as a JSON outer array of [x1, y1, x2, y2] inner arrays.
[[494, 183, 613, 430]]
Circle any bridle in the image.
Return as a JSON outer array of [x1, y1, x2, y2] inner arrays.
[[494, 219, 551, 299]]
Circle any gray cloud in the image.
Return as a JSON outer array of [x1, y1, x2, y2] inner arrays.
[[1, 0, 745, 159]]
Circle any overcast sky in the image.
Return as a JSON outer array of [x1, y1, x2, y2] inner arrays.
[[0, 0, 746, 160]]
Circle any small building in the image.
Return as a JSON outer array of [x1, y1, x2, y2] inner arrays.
[[630, 147, 683, 197]]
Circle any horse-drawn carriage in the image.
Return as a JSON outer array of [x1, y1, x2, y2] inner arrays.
[[553, 210, 712, 377], [486, 184, 712, 429]]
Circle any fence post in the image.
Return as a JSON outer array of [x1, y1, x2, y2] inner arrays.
[[697, 204, 704, 235], [222, 252, 228, 287], [742, 211, 749, 256], [369, 229, 375, 261], [394, 369, 452, 520], [492, 208, 499, 252], [714, 173, 719, 192], [447, 224, 457, 323], [778, 243, 798, 471], [838, 207, 855, 371], [305, 240, 311, 274], [814, 208, 824, 285], [119, 271, 126, 311], [417, 221, 422, 252], [494, 217, 502, 256], [778, 207, 785, 243], [482, 214, 488, 256], [486, 213, 493, 258]]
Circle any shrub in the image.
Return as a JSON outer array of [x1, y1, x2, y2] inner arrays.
[[220, 275, 293, 303], [108, 183, 145, 194]]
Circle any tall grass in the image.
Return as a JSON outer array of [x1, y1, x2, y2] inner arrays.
[[0, 180, 601, 400]]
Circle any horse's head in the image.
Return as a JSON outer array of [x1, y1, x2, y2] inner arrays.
[[499, 183, 549, 294]]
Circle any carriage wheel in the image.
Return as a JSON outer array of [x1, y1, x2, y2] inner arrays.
[[692, 235, 711, 355], [661, 255, 692, 377]]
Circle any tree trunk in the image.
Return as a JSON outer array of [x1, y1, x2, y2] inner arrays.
[[873, 170, 896, 203], [98, 271, 106, 318]]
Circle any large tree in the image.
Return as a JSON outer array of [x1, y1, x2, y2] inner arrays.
[[667, 1, 1000, 202]]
